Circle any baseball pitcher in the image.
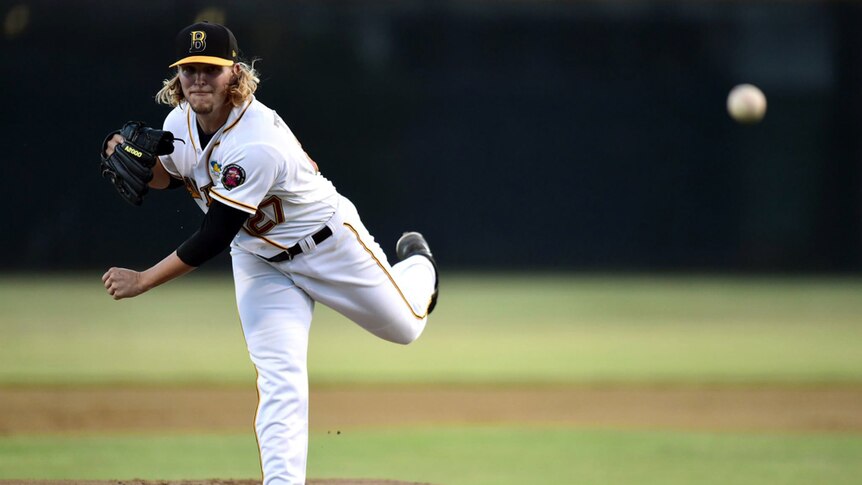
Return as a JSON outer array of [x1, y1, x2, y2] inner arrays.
[[100, 21, 438, 484]]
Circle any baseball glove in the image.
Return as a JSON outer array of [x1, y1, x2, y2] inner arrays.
[[100, 121, 178, 206]]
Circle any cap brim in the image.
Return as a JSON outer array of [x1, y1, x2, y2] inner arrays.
[[169, 56, 235, 67]]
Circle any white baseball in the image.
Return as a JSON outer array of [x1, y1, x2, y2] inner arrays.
[[727, 84, 767, 124]]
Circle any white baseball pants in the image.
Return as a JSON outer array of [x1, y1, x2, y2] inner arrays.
[[230, 196, 436, 484]]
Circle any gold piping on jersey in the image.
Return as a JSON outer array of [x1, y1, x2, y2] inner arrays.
[[343, 222, 429, 320], [185, 107, 198, 153], [186, 97, 250, 152], [209, 189, 258, 212], [222, 99, 254, 134]]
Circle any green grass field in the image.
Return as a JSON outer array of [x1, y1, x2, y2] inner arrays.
[[2, 273, 861, 386], [2, 428, 861, 484], [1, 273, 861, 483]]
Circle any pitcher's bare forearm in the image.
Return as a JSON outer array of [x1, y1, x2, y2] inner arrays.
[[102, 251, 194, 300]]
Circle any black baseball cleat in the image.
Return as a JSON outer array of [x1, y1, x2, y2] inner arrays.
[[396, 231, 439, 314]]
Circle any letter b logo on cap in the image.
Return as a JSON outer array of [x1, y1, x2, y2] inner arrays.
[[189, 31, 206, 52]]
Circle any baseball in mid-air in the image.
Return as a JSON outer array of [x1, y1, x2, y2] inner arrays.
[[727, 84, 767, 124]]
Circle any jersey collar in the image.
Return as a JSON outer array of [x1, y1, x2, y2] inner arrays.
[[185, 95, 255, 153], [222, 95, 255, 135]]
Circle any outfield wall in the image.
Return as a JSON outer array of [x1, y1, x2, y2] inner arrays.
[[2, 1, 860, 271]]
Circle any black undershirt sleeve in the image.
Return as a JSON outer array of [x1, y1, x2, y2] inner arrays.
[[176, 200, 250, 267]]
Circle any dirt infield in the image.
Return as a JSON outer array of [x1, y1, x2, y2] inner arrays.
[[2, 385, 862, 435], [3, 385, 861, 484]]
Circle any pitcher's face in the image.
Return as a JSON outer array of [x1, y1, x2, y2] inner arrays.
[[178, 63, 234, 115]]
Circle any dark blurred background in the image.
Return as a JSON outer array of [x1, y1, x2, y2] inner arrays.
[[2, 0, 860, 272]]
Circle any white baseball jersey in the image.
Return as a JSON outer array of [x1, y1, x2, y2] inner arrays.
[[159, 95, 339, 259]]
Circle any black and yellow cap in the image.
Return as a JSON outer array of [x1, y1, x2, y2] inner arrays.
[[170, 22, 239, 68]]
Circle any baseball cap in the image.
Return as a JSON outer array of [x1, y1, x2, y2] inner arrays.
[[170, 22, 239, 67]]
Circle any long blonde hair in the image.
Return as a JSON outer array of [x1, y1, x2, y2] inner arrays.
[[155, 60, 261, 107]]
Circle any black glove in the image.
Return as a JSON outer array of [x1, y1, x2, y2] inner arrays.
[[100, 121, 177, 206]]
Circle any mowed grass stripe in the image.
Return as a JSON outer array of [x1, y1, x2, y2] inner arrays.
[[0, 273, 861, 385], [1, 427, 861, 484]]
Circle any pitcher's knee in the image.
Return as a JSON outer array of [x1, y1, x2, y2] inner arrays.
[[376, 319, 424, 345], [390, 329, 421, 345]]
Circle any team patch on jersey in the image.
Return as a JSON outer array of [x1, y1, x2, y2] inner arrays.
[[210, 160, 222, 178], [221, 164, 246, 190]]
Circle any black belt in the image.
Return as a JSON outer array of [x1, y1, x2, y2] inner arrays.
[[264, 226, 333, 263]]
